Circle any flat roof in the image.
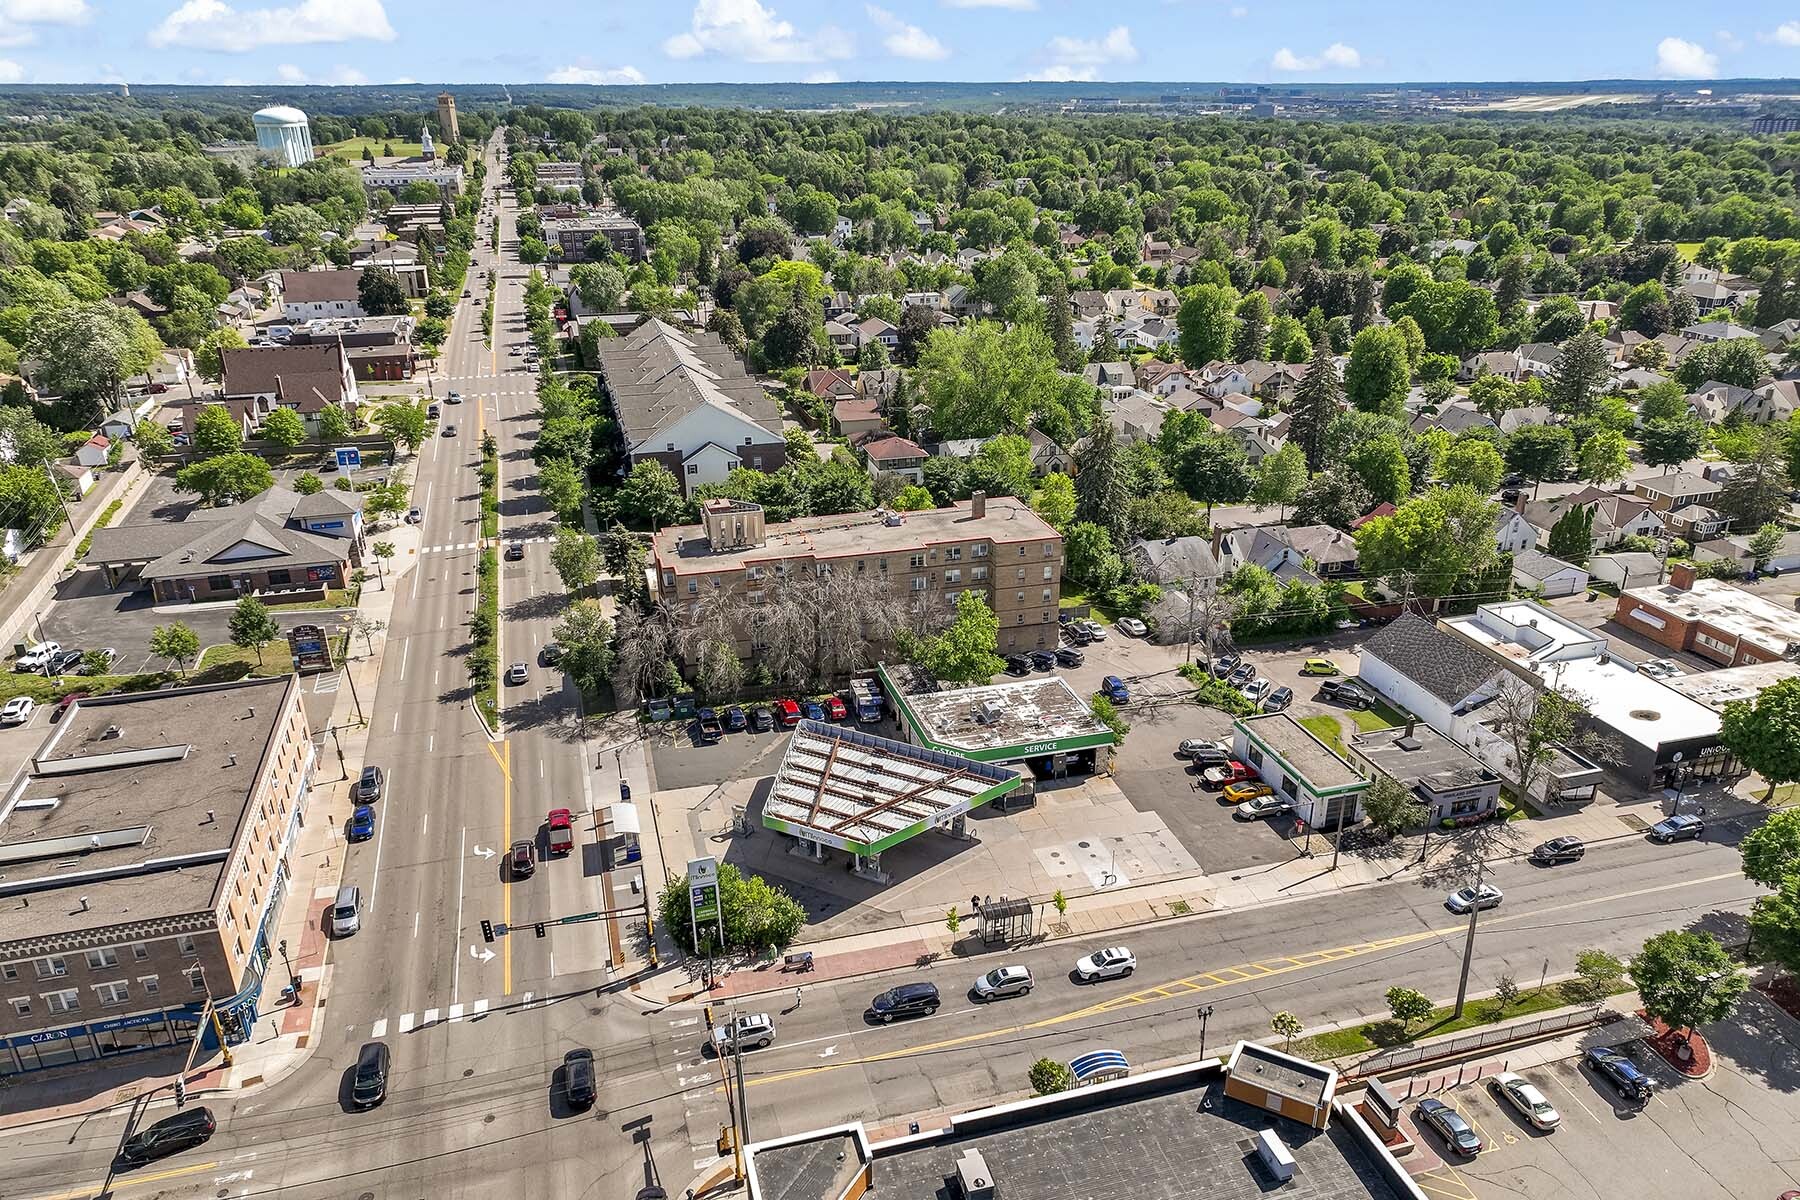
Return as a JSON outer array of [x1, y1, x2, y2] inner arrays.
[[1227, 1041, 1338, 1107], [1350, 723, 1498, 792], [1443, 601, 1606, 670], [750, 1062, 1406, 1200], [1663, 659, 1800, 711], [763, 720, 1020, 856], [1237, 712, 1366, 792], [880, 665, 1115, 761], [654, 497, 1058, 576], [1623, 577, 1800, 658], [0, 677, 299, 945], [1537, 655, 1719, 750]]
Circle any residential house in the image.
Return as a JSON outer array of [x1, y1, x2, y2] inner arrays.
[[1286, 525, 1359, 578], [803, 368, 859, 405], [1664, 504, 1730, 541], [1141, 288, 1179, 317], [279, 269, 364, 323], [1102, 390, 1175, 442], [860, 434, 929, 485], [860, 368, 903, 414], [1218, 525, 1314, 582], [1742, 379, 1800, 424], [1131, 536, 1221, 592], [1458, 349, 1524, 382], [1026, 427, 1071, 476], [1685, 382, 1755, 424], [1350, 503, 1396, 531], [350, 243, 429, 298], [1510, 550, 1588, 597], [1524, 488, 1665, 553], [1494, 505, 1537, 555], [216, 343, 360, 436], [1515, 343, 1562, 378], [832, 398, 885, 441], [855, 317, 899, 352], [1242, 360, 1309, 405], [1136, 361, 1193, 395], [822, 320, 858, 357], [1695, 529, 1800, 573], [1634, 472, 1722, 513], [1681, 321, 1766, 344], [1496, 405, 1552, 435], [1588, 552, 1665, 592]]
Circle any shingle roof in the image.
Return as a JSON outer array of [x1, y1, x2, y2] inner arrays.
[[1513, 550, 1583, 581], [1131, 536, 1220, 582], [280, 269, 362, 304], [220, 344, 350, 410], [593, 318, 780, 449], [1362, 613, 1502, 706]]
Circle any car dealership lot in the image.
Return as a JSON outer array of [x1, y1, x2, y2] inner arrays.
[[1405, 1000, 1800, 1200]]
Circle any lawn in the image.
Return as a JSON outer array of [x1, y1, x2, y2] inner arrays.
[[267, 585, 359, 611], [1291, 983, 1597, 1062], [1300, 703, 1399, 756], [1299, 714, 1351, 755], [1673, 241, 1705, 261], [322, 137, 424, 160]]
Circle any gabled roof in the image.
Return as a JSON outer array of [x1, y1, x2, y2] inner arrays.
[[862, 434, 928, 462], [1513, 550, 1584, 581], [289, 490, 362, 520], [1362, 613, 1503, 707], [1131, 536, 1220, 582], [220, 344, 350, 409], [594, 318, 781, 449], [280, 269, 362, 305]]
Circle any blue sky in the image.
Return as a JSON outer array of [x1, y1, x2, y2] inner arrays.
[[5, 0, 1800, 87]]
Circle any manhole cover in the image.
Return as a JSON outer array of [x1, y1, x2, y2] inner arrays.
[[484, 1114, 495, 1124], [1076, 840, 1091, 849], [463, 1068, 474, 1077]]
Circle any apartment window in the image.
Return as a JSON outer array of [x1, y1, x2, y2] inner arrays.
[[1016, 569, 1026, 583], [189, 971, 207, 992], [1015, 591, 1025, 604], [945, 591, 960, 605], [94, 981, 130, 1007], [1246, 746, 1264, 768], [1016, 613, 1025, 624], [1042, 589, 1053, 604], [973, 566, 987, 581], [1043, 566, 1054, 581], [268, 569, 291, 586], [912, 577, 927, 591], [139, 975, 160, 996], [33, 956, 66, 980], [687, 464, 699, 475], [744, 436, 754, 446], [207, 575, 233, 591], [1044, 543, 1056, 558], [909, 554, 926, 569], [686, 580, 698, 594], [946, 547, 962, 562], [85, 948, 118, 970], [855, 560, 865, 574], [44, 989, 79, 1015], [1018, 546, 1026, 557], [176, 935, 197, 958], [878, 559, 888, 573], [945, 570, 961, 584], [0, 963, 16, 982], [9, 997, 28, 1017], [751, 457, 764, 470], [973, 544, 988, 558], [746, 566, 763, 581]]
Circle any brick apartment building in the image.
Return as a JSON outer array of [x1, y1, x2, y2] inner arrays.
[[0, 677, 315, 1076], [1616, 563, 1800, 667], [540, 210, 648, 262], [651, 494, 1065, 659]]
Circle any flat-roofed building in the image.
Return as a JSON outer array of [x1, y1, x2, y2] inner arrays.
[[878, 661, 1113, 776], [1617, 564, 1800, 667], [0, 677, 315, 1076], [1349, 720, 1502, 826], [1232, 712, 1370, 830], [652, 494, 1065, 660], [540, 209, 647, 261]]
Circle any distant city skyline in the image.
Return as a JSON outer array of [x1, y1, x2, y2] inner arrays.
[[3, 1, 1800, 90]]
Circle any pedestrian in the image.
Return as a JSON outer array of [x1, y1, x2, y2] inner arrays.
[[795, 986, 803, 1010]]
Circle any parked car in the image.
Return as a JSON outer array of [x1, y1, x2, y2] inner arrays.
[[1222, 781, 1274, 804], [1585, 1046, 1654, 1103], [725, 705, 748, 732], [1080, 619, 1108, 640], [1054, 646, 1085, 667], [1028, 650, 1057, 671], [508, 839, 535, 879], [47, 649, 83, 675], [1177, 738, 1227, 759], [1530, 836, 1585, 865], [645, 697, 674, 721], [505, 661, 528, 685], [1202, 761, 1255, 788], [750, 705, 775, 732], [505, 541, 525, 561], [1489, 1071, 1560, 1131], [1416, 1098, 1483, 1156], [14, 641, 60, 672], [773, 699, 801, 728], [802, 698, 826, 722], [1117, 617, 1148, 637], [83, 647, 117, 675], [1318, 679, 1372, 708], [347, 806, 376, 842], [1211, 653, 1240, 679], [1227, 662, 1256, 687], [1299, 657, 1339, 676], [0, 696, 34, 725], [1073, 946, 1136, 982], [696, 708, 723, 741], [406, 507, 424, 524], [1648, 813, 1704, 842], [1063, 625, 1094, 647], [1100, 675, 1129, 703], [355, 765, 384, 802], [1236, 794, 1297, 820], [116, 1107, 216, 1167], [546, 808, 574, 856], [823, 696, 848, 720], [972, 965, 1034, 1001], [1241, 677, 1272, 703], [562, 1048, 596, 1108], [1445, 883, 1504, 913], [869, 982, 940, 1022], [1004, 654, 1033, 676], [1263, 685, 1294, 712], [51, 692, 87, 722], [1639, 658, 1684, 679], [712, 1012, 777, 1052]]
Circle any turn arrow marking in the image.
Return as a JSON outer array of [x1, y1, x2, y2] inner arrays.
[[470, 946, 495, 962], [473, 844, 495, 859]]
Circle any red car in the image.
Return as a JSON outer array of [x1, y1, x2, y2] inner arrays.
[[773, 698, 801, 728], [1201, 760, 1256, 789], [546, 808, 573, 856], [52, 692, 90, 723], [823, 695, 848, 721]]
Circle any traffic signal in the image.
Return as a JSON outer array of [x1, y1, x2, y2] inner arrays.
[[480, 919, 495, 943], [534, 922, 546, 938], [173, 1077, 188, 1106]]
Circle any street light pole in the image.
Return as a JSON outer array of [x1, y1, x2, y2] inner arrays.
[[1452, 858, 1486, 1020], [1197, 1004, 1214, 1060]]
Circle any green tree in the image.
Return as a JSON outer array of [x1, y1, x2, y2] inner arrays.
[[1288, 340, 1342, 472], [133, 420, 174, 458], [1717, 431, 1791, 531], [1749, 873, 1800, 978], [553, 599, 616, 699], [539, 457, 586, 521], [1249, 442, 1308, 519], [371, 539, 395, 586], [1577, 429, 1631, 486], [1362, 773, 1427, 838], [1437, 439, 1504, 494], [26, 302, 162, 419], [149, 621, 200, 677], [1546, 328, 1611, 417], [1620, 280, 1672, 335], [569, 261, 627, 311], [1749, 522, 1786, 572], [175, 452, 274, 505], [1504, 425, 1574, 495], [1292, 468, 1372, 530], [1043, 273, 1081, 370], [260, 406, 307, 448], [1029, 1058, 1075, 1096], [1562, 949, 1627, 1007], [966, 434, 1036, 499], [1545, 505, 1595, 565], [1031, 472, 1077, 530], [1073, 419, 1130, 548], [319, 404, 354, 442], [617, 460, 684, 530], [192, 404, 243, 458], [910, 591, 1005, 684], [227, 596, 280, 665], [1389, 279, 1499, 357], [655, 861, 805, 954], [1232, 291, 1271, 361], [1270, 1010, 1304, 1051], [1169, 428, 1252, 515], [357, 267, 408, 316], [857, 339, 890, 371], [1346, 432, 1410, 505], [1355, 485, 1499, 599], [1674, 339, 1768, 391], [1640, 416, 1706, 472], [916, 322, 1095, 443], [1631, 929, 1748, 1039], [1385, 985, 1434, 1032], [550, 527, 600, 593], [1176, 283, 1239, 366], [1064, 521, 1125, 592], [373, 401, 427, 452], [1739, 807, 1800, 889], [1721, 676, 1800, 801], [195, 327, 247, 380], [1344, 325, 1411, 417]]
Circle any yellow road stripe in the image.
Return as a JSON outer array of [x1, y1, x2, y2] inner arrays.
[[486, 738, 513, 993], [23, 1160, 220, 1200]]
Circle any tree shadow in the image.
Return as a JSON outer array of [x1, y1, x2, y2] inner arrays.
[[505, 591, 569, 623], [1414, 820, 1532, 890]]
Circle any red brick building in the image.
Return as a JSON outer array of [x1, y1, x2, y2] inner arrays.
[[1615, 563, 1800, 666]]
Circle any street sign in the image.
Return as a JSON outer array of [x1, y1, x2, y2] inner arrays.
[[334, 445, 362, 470], [558, 911, 602, 925]]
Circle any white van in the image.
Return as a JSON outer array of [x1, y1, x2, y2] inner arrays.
[[330, 885, 361, 937]]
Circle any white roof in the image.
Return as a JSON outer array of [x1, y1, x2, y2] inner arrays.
[[253, 106, 308, 125], [1537, 655, 1718, 752]]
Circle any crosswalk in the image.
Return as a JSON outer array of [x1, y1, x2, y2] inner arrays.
[[367, 997, 491, 1038], [420, 534, 556, 555]]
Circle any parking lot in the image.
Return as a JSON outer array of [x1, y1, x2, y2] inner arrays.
[[1399, 994, 1800, 1199]]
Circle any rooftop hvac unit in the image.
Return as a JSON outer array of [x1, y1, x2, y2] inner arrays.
[[953, 1149, 996, 1200], [973, 697, 1006, 724]]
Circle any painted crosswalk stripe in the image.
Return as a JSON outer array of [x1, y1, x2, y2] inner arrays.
[[398, 1012, 415, 1033], [668, 1016, 700, 1029], [424, 1007, 439, 1025], [449, 1003, 464, 1021], [472, 998, 489, 1016], [370, 1018, 388, 1038]]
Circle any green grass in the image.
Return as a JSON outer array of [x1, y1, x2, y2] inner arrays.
[[1299, 714, 1350, 755], [479, 445, 500, 540], [473, 546, 499, 727], [1353, 700, 1405, 731], [1673, 241, 1705, 261], [266, 585, 359, 611], [1291, 984, 1589, 1061], [323, 137, 424, 160]]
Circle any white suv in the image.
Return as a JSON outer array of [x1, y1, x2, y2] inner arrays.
[[14, 642, 59, 672]]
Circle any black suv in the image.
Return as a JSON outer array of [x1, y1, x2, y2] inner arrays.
[[355, 765, 384, 802], [1054, 646, 1085, 667], [869, 982, 940, 1023], [1003, 654, 1032, 676], [117, 1107, 215, 1167], [1028, 650, 1057, 671], [351, 1040, 390, 1108], [563, 1047, 596, 1108]]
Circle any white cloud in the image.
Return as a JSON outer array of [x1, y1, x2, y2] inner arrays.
[[1766, 20, 1800, 46], [942, 0, 1034, 8], [1715, 28, 1743, 52], [1271, 41, 1361, 71], [805, 68, 840, 83], [1044, 25, 1136, 66], [662, 0, 851, 63], [547, 63, 647, 84], [0, 0, 86, 47], [148, 0, 395, 52], [1655, 35, 1718, 77], [1229, 5, 1247, 16], [275, 61, 303, 81], [388, 75, 414, 84], [0, 58, 24, 82], [1021, 64, 1097, 82], [272, 60, 366, 84], [866, 4, 947, 60]]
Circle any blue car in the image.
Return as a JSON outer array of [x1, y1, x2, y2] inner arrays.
[[1101, 675, 1130, 703], [803, 699, 826, 721], [725, 705, 748, 732], [348, 805, 376, 842]]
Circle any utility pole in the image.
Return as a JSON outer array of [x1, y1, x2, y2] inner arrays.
[[1452, 857, 1486, 1020]]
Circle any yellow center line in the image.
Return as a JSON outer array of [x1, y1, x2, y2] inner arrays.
[[487, 739, 513, 993], [24, 1160, 220, 1200]]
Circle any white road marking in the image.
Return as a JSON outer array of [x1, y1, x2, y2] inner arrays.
[[398, 637, 409, 681], [398, 1012, 415, 1033], [424, 1007, 439, 1025], [366, 771, 391, 916], [539, 760, 545, 778], [428, 733, 434, 753], [412, 911, 419, 938], [370, 1018, 388, 1037], [392, 712, 399, 733], [679, 1074, 713, 1088], [668, 1017, 700, 1029], [449, 1002, 464, 1021], [420, 812, 428, 840], [472, 998, 489, 1016], [549, 950, 556, 977], [818, 1045, 838, 1058]]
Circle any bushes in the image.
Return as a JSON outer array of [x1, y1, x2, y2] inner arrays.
[[1177, 662, 1257, 716], [470, 548, 499, 724]]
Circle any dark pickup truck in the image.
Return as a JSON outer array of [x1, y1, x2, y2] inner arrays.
[[696, 708, 724, 742]]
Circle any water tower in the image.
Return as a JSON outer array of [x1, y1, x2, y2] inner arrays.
[[252, 105, 314, 167]]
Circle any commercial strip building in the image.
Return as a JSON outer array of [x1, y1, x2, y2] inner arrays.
[[762, 719, 1022, 882], [653, 494, 1066, 659], [0, 677, 315, 1075], [1231, 713, 1370, 830], [744, 1049, 1417, 1200], [878, 662, 1116, 778], [1617, 564, 1800, 668], [1348, 720, 1502, 826]]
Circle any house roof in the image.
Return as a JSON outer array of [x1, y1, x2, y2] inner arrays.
[[86, 487, 352, 577], [289, 490, 362, 519], [219, 344, 350, 409], [1362, 612, 1502, 706], [1512, 550, 1584, 581], [593, 318, 780, 449], [862, 434, 927, 462], [280, 269, 362, 305], [1131, 536, 1220, 583], [1287, 524, 1358, 565]]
